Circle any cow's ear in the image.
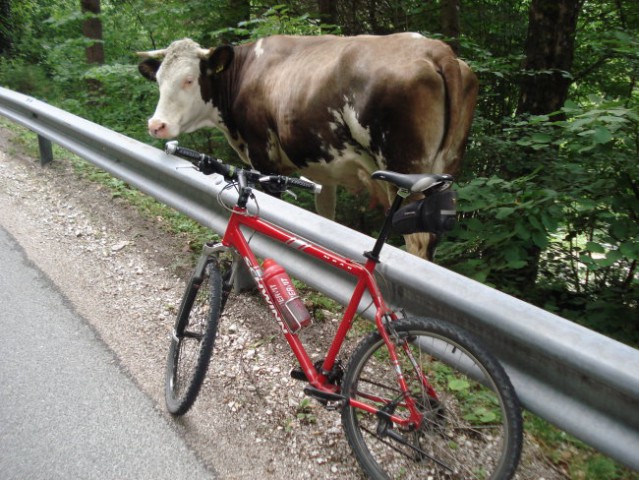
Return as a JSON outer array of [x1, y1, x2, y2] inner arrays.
[[138, 58, 162, 82], [207, 46, 234, 76]]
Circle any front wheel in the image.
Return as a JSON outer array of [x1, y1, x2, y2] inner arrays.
[[165, 258, 222, 415], [341, 317, 522, 479]]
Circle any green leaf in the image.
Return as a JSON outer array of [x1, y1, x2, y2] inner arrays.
[[585, 241, 605, 254], [495, 207, 515, 219], [592, 126, 613, 145], [593, 250, 622, 267], [514, 222, 531, 240], [531, 132, 553, 144], [529, 216, 543, 231], [541, 212, 559, 231], [620, 242, 639, 260], [532, 231, 548, 249], [506, 260, 528, 269], [607, 249, 623, 262], [448, 378, 470, 391], [479, 409, 498, 423]]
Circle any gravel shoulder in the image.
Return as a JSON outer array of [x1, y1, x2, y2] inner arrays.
[[0, 125, 561, 479]]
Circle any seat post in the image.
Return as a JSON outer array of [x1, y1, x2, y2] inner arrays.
[[364, 189, 409, 262]]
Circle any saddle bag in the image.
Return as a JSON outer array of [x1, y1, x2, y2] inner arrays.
[[391, 189, 457, 235]]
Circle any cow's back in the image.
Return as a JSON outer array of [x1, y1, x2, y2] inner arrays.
[[229, 34, 476, 208]]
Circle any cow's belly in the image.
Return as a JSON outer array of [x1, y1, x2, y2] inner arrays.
[[299, 144, 390, 207]]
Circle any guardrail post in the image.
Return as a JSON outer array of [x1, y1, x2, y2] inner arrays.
[[37, 135, 53, 166]]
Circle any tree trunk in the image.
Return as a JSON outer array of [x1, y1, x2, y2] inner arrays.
[[219, 0, 250, 42], [80, 0, 104, 65], [441, 0, 461, 55], [515, 0, 582, 287], [0, 0, 11, 55], [517, 0, 582, 116], [318, 0, 337, 26]]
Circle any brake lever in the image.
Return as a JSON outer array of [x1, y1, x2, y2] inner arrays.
[[284, 189, 297, 200], [259, 175, 287, 193]]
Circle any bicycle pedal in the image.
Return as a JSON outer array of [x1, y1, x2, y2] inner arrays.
[[289, 367, 308, 381], [303, 385, 345, 403]]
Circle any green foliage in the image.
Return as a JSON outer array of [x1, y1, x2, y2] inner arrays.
[[295, 397, 317, 424], [438, 172, 560, 287], [536, 99, 638, 341], [439, 94, 638, 344], [524, 412, 636, 480], [212, 4, 339, 41], [0, 56, 53, 97], [2, 0, 638, 352]]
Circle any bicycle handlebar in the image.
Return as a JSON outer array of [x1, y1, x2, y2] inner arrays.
[[165, 141, 322, 195]]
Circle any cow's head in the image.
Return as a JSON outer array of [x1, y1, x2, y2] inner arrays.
[[137, 39, 233, 139]]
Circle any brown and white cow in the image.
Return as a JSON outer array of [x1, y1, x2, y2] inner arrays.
[[138, 33, 478, 258]]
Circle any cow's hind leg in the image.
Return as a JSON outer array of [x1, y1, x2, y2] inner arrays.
[[404, 232, 437, 261], [314, 184, 337, 220]]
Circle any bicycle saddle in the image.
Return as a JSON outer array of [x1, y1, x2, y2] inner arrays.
[[371, 170, 453, 193]]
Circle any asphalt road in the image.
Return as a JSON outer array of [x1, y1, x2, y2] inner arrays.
[[0, 225, 214, 480]]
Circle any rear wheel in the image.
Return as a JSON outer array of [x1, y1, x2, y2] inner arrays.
[[165, 259, 221, 415], [341, 317, 522, 479]]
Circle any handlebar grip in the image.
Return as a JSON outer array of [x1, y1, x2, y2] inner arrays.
[[288, 177, 322, 194], [200, 156, 236, 179], [165, 141, 236, 179], [165, 141, 201, 161]]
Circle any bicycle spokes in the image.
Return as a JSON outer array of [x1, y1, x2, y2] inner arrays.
[[342, 319, 521, 479]]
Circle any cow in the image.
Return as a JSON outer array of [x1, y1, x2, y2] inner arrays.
[[137, 33, 478, 259]]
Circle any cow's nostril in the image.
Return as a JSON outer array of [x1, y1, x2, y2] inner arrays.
[[148, 120, 167, 137]]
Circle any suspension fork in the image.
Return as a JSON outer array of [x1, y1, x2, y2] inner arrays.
[[192, 242, 229, 279]]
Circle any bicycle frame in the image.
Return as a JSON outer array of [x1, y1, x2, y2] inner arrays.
[[212, 199, 429, 428]]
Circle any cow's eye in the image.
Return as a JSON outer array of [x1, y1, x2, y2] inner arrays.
[[183, 78, 194, 88]]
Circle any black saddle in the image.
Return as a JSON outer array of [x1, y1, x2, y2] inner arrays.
[[371, 171, 453, 194]]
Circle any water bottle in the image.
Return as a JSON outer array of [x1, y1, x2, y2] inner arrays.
[[262, 258, 312, 333]]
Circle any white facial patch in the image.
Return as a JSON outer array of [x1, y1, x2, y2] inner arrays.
[[149, 47, 225, 138]]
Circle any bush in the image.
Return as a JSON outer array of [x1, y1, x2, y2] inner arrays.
[[0, 57, 54, 98], [439, 97, 639, 346]]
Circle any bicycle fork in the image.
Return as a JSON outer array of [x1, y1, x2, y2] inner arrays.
[[366, 317, 455, 471], [377, 315, 426, 426]]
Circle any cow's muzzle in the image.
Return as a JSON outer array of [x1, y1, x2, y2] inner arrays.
[[148, 118, 171, 138]]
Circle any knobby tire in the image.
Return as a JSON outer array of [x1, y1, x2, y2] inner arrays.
[[165, 260, 223, 415], [341, 317, 522, 480]]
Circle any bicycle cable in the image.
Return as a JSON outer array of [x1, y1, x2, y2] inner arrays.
[[216, 181, 259, 248], [216, 181, 261, 218]]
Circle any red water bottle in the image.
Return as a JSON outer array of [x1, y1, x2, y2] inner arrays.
[[262, 258, 312, 333]]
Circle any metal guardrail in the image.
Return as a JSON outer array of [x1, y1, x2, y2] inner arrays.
[[1, 86, 638, 470]]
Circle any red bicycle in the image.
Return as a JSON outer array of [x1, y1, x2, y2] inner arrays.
[[163, 141, 522, 479]]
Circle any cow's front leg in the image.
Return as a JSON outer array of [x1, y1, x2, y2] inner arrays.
[[314, 184, 337, 220]]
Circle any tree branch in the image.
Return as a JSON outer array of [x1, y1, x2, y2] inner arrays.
[[572, 54, 613, 83]]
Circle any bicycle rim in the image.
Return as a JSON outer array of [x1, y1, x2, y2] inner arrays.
[[165, 261, 221, 415], [341, 318, 522, 480]]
